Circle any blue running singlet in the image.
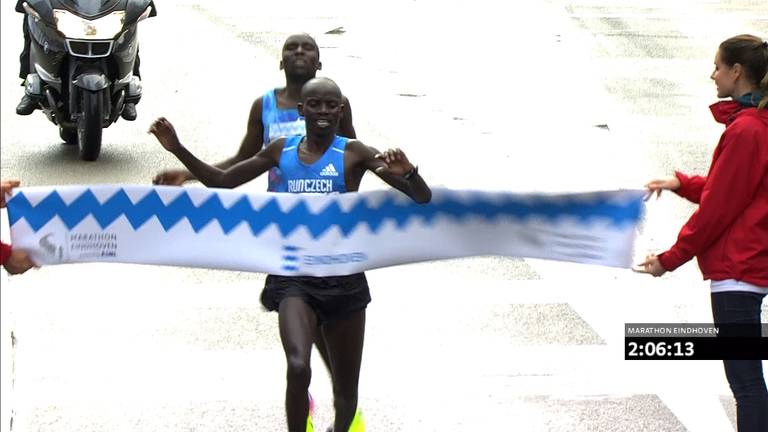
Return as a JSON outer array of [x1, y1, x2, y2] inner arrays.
[[261, 134, 368, 322], [272, 135, 347, 194]]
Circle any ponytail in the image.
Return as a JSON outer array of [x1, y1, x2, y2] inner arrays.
[[760, 45, 768, 109]]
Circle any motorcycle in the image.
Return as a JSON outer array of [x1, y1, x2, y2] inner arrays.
[[21, 0, 153, 161]]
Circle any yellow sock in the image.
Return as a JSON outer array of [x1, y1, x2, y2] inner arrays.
[[306, 415, 314, 432]]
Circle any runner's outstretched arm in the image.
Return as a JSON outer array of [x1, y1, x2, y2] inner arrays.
[[149, 117, 281, 189]]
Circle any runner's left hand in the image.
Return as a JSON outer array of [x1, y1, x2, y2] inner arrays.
[[374, 148, 414, 177]]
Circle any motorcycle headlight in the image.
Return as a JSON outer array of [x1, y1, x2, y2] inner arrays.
[[53, 9, 125, 40]]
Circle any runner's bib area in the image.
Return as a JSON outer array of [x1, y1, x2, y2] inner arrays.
[[6, 186, 644, 275]]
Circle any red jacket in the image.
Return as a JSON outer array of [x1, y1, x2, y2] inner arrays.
[[0, 242, 11, 266], [658, 101, 768, 286]]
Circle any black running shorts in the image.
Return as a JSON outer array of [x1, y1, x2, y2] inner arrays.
[[260, 273, 371, 324]]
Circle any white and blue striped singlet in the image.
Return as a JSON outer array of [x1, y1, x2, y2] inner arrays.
[[262, 89, 306, 191]]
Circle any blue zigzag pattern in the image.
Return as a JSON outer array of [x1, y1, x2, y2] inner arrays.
[[7, 188, 643, 239]]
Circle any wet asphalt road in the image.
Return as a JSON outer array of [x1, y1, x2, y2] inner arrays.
[[1, 1, 767, 431]]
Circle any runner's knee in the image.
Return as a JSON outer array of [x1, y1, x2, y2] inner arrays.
[[286, 355, 312, 388]]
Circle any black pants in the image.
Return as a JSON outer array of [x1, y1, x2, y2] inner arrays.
[[711, 291, 768, 432], [18, 18, 142, 81], [18, 16, 29, 79]]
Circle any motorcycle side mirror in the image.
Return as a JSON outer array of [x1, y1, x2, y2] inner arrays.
[[22, 2, 41, 21], [21, 0, 55, 25], [137, 6, 152, 23], [124, 0, 153, 24]]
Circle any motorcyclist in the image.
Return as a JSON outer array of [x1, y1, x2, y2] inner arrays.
[[14, 0, 157, 121]]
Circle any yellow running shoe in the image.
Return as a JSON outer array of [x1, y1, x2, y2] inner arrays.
[[348, 409, 365, 432], [326, 409, 365, 432]]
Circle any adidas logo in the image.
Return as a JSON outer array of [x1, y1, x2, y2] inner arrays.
[[319, 163, 339, 177]]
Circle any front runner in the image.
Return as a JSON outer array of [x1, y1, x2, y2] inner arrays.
[[152, 33, 355, 421], [149, 77, 431, 432]]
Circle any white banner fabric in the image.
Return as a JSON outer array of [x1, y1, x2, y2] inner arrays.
[[6, 185, 645, 276]]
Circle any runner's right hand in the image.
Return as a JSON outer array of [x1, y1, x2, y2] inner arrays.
[[149, 117, 183, 154]]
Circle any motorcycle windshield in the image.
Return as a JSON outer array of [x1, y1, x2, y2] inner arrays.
[[60, 0, 121, 17]]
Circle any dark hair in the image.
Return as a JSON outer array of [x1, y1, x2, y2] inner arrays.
[[719, 34, 768, 109]]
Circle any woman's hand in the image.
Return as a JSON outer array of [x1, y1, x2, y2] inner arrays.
[[4, 249, 37, 275], [634, 254, 667, 277], [644, 177, 681, 200], [1, 179, 20, 208]]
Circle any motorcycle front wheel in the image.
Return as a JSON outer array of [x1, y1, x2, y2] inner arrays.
[[77, 90, 103, 161]]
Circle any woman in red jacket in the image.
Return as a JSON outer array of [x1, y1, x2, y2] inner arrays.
[[639, 34, 768, 432], [1, 180, 36, 275]]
